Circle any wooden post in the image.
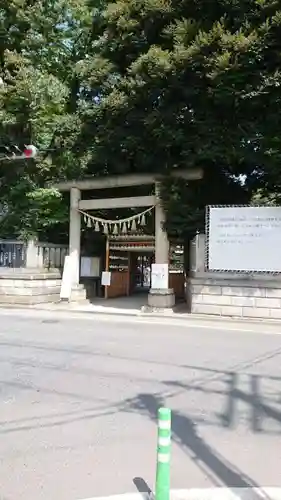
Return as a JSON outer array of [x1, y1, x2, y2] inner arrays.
[[127, 251, 131, 296], [105, 237, 110, 299]]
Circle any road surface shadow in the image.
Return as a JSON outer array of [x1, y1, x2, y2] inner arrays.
[[133, 477, 154, 499], [127, 392, 267, 498], [164, 368, 281, 435], [220, 372, 281, 433]]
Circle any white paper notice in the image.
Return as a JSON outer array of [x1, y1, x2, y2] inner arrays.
[[101, 271, 111, 286], [80, 257, 91, 277], [80, 256, 101, 277], [151, 263, 168, 289], [208, 206, 281, 272]]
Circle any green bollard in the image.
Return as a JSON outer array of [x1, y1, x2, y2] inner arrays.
[[155, 407, 171, 500]]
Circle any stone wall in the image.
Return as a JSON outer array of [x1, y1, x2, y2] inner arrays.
[[189, 276, 281, 319], [0, 269, 62, 305]]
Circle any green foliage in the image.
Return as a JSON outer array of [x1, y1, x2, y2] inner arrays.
[[72, 0, 281, 238], [0, 0, 93, 238], [161, 166, 250, 239], [1, 0, 281, 240], [250, 188, 281, 207]]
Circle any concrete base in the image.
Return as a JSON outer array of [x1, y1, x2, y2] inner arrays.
[[147, 288, 175, 309], [60, 285, 88, 303], [0, 268, 62, 305], [71, 284, 87, 302]]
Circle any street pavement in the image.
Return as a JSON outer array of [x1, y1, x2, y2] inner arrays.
[[0, 309, 280, 500]]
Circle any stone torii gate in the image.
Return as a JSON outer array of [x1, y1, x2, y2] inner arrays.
[[54, 168, 203, 309]]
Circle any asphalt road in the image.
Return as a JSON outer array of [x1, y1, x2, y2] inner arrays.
[[0, 310, 280, 500]]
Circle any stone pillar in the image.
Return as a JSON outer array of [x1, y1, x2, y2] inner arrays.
[[37, 246, 44, 268], [25, 239, 39, 268], [154, 184, 169, 265], [69, 187, 81, 287], [190, 233, 206, 274], [148, 182, 175, 309]]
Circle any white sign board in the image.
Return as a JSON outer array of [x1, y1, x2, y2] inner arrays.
[[60, 255, 73, 300], [208, 206, 281, 272], [80, 256, 100, 277], [151, 263, 169, 289], [80, 257, 91, 277], [101, 271, 111, 286]]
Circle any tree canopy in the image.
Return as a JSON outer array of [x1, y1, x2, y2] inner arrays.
[[0, 0, 92, 239], [1, 0, 281, 240]]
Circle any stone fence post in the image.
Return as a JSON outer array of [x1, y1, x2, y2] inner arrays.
[[25, 239, 39, 268], [190, 233, 205, 274], [25, 241, 68, 270]]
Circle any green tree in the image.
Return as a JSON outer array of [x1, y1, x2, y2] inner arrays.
[[0, 0, 93, 239], [2, 0, 281, 241], [74, 0, 281, 238]]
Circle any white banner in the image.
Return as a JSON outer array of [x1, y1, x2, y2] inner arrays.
[[208, 206, 281, 272]]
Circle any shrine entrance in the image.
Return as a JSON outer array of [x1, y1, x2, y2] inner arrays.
[[53, 170, 203, 309], [105, 233, 155, 299], [134, 254, 153, 290]]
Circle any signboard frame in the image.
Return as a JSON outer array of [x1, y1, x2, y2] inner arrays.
[[80, 256, 100, 277], [205, 205, 281, 274]]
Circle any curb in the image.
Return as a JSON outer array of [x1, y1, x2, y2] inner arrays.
[[80, 488, 281, 500], [1, 302, 281, 330], [35, 304, 281, 327]]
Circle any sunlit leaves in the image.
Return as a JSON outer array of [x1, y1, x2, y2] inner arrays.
[[0, 0, 93, 239]]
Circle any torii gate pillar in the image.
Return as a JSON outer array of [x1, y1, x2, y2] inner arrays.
[[69, 187, 81, 288], [148, 182, 175, 309]]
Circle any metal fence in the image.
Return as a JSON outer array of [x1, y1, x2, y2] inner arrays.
[[0, 241, 26, 268], [0, 240, 68, 269], [37, 242, 68, 269]]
